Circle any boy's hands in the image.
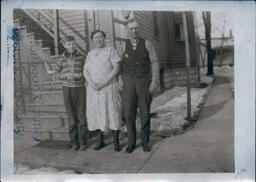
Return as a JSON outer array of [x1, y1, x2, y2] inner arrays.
[[66, 73, 83, 80], [67, 73, 75, 80], [57, 73, 82, 80], [58, 73, 68, 80]]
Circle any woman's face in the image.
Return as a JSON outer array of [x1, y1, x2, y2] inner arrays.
[[93, 32, 105, 48]]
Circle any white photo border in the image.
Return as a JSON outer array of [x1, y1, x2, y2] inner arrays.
[[1, 0, 255, 181]]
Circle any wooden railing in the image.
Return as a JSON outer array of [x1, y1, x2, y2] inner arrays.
[[22, 9, 86, 56]]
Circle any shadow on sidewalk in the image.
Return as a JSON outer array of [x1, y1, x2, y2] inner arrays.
[[197, 75, 233, 121], [198, 99, 230, 120], [212, 76, 230, 86]]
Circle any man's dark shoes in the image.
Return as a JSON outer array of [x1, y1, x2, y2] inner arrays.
[[142, 144, 151, 152], [125, 145, 135, 153]]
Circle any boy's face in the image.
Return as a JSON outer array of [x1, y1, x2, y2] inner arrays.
[[64, 40, 76, 53]]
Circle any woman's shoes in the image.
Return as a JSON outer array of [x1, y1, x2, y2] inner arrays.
[[94, 142, 105, 151], [112, 130, 121, 152], [125, 145, 135, 153], [94, 130, 105, 151], [114, 141, 121, 152]]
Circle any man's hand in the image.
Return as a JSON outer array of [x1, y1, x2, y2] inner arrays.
[[118, 78, 123, 91], [149, 80, 159, 95]]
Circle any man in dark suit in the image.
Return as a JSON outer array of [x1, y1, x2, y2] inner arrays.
[[122, 19, 160, 153]]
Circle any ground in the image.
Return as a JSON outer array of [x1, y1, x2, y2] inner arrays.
[[14, 65, 234, 174]]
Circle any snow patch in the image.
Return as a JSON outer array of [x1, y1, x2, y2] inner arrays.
[[150, 74, 213, 134]]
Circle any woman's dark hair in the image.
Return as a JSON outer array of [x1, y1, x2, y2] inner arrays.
[[91, 29, 106, 40]]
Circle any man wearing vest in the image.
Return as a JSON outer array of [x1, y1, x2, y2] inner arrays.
[[122, 19, 160, 153]]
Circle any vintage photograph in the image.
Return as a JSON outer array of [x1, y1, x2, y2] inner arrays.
[[12, 9, 235, 174]]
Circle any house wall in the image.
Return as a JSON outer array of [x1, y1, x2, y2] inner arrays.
[[133, 11, 171, 67], [134, 11, 200, 90], [87, 10, 114, 49], [163, 67, 199, 89], [22, 10, 200, 90], [38, 9, 88, 54], [58, 10, 87, 52], [167, 12, 198, 66]]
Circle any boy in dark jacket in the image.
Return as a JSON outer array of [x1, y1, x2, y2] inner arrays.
[[45, 36, 87, 151]]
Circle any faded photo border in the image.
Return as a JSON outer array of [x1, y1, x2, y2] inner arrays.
[[1, 0, 255, 182]]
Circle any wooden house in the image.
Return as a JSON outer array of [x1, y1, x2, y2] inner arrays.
[[13, 9, 200, 141]]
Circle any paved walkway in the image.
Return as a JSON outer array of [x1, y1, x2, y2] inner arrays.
[[139, 75, 234, 173], [14, 74, 234, 174]]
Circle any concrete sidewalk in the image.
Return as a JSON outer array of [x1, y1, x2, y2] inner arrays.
[[14, 74, 234, 174], [139, 75, 234, 173]]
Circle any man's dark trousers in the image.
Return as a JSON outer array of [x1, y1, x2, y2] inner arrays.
[[63, 86, 87, 146], [123, 73, 152, 148]]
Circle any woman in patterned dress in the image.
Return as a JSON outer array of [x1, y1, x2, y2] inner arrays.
[[83, 30, 122, 152]]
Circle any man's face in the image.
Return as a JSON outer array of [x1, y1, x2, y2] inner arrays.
[[64, 40, 76, 53], [128, 21, 140, 39]]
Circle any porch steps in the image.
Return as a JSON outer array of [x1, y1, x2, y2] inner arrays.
[[32, 90, 64, 105], [19, 114, 68, 130], [14, 18, 71, 142], [26, 103, 66, 113], [14, 127, 69, 141]]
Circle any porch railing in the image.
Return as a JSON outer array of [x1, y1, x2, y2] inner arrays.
[[22, 9, 86, 56]]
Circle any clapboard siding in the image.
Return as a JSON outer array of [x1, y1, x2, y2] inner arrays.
[[97, 10, 114, 47], [36, 10, 198, 68], [59, 18, 86, 25], [165, 12, 198, 67], [134, 11, 171, 68], [59, 11, 85, 17], [39, 9, 87, 53], [58, 10, 86, 51]]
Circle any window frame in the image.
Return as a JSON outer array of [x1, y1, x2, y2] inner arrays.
[[152, 11, 160, 38]]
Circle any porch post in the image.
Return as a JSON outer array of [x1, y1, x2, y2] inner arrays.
[[182, 12, 191, 121], [53, 9, 60, 55]]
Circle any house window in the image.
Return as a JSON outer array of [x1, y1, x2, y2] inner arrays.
[[174, 23, 184, 41], [173, 12, 185, 42], [153, 11, 159, 37]]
